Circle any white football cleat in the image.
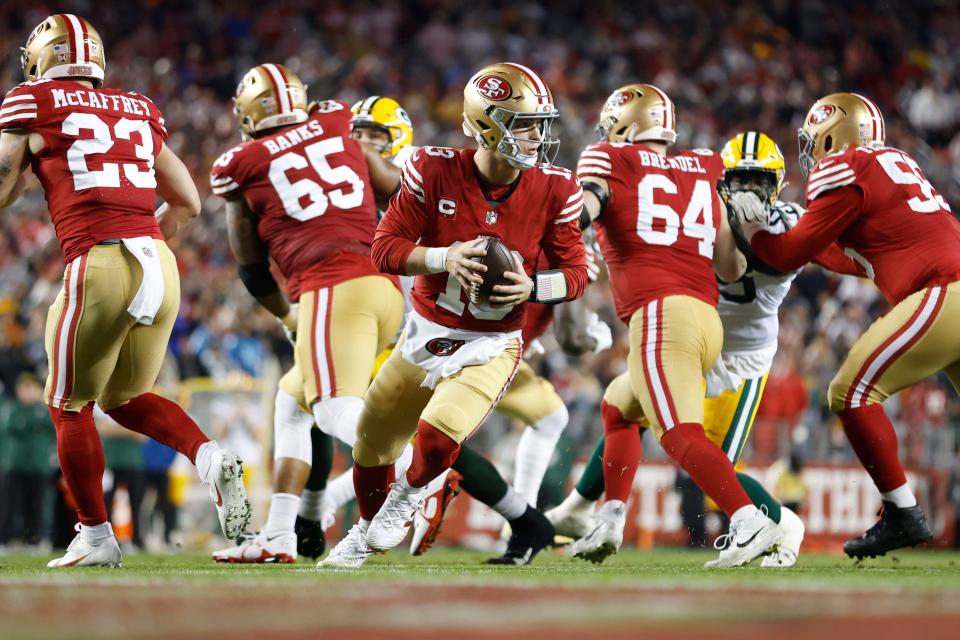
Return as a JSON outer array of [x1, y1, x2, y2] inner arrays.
[[318, 522, 372, 569], [207, 449, 252, 540], [706, 506, 783, 568], [761, 506, 805, 568], [366, 482, 426, 552], [569, 500, 626, 564], [409, 469, 462, 555], [47, 524, 122, 568], [546, 498, 596, 540], [212, 531, 296, 564]]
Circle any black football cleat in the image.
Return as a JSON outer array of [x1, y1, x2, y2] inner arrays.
[[295, 515, 326, 559], [843, 501, 933, 559], [486, 506, 555, 566]]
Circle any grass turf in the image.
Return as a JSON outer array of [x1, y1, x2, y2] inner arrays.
[[2, 548, 959, 639]]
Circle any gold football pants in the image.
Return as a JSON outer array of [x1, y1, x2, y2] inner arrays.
[[45, 241, 180, 412]]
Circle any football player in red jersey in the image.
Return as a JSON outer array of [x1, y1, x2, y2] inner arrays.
[[320, 62, 588, 568], [209, 67, 408, 563], [0, 14, 251, 567], [733, 92, 960, 558], [570, 84, 783, 568]]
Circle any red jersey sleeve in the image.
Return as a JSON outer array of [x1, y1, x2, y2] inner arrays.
[[751, 186, 863, 272], [0, 82, 42, 132], [812, 242, 865, 276], [209, 143, 250, 199], [541, 177, 588, 301], [371, 150, 432, 274]]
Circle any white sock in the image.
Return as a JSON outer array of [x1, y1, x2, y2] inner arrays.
[[299, 489, 326, 521], [80, 522, 113, 544], [395, 444, 414, 479], [325, 468, 357, 513], [264, 493, 301, 536], [194, 440, 220, 484], [557, 488, 597, 515], [312, 396, 362, 447], [274, 390, 314, 464], [513, 406, 568, 506], [882, 483, 917, 509], [492, 486, 528, 521]]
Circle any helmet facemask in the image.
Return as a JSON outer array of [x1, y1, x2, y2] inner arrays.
[[797, 128, 817, 178], [484, 106, 560, 169], [724, 168, 779, 205]]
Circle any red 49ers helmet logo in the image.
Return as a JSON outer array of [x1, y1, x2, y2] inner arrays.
[[605, 90, 634, 110], [808, 104, 835, 126], [477, 75, 512, 101]]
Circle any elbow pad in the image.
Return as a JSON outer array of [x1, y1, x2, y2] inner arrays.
[[581, 181, 608, 222], [237, 262, 279, 298]]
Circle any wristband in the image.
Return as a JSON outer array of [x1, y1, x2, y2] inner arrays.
[[532, 270, 568, 304], [424, 246, 449, 273]]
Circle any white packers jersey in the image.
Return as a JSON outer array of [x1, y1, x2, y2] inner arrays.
[[718, 201, 801, 366]]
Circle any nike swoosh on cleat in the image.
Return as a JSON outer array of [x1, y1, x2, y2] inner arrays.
[[60, 553, 91, 567], [736, 528, 764, 548], [215, 485, 223, 507]]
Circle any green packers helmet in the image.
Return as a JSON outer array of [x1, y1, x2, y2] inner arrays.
[[350, 96, 414, 160], [720, 131, 786, 205]]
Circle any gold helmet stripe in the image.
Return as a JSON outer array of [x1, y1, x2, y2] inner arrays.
[[58, 14, 88, 64], [851, 92, 885, 141], [502, 62, 550, 104], [646, 84, 673, 130], [261, 63, 292, 114]]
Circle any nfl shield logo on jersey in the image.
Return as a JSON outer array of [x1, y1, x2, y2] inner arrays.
[[485, 211, 498, 225]]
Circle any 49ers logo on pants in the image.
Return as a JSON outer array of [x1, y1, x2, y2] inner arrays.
[[425, 338, 465, 356], [476, 75, 511, 101]]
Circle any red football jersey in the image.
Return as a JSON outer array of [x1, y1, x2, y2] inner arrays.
[[578, 142, 725, 322], [0, 79, 167, 262], [211, 101, 387, 299], [521, 303, 554, 346], [373, 147, 587, 333], [751, 146, 960, 305]]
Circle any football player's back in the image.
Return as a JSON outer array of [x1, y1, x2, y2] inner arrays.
[[585, 139, 725, 321], [0, 14, 251, 569]]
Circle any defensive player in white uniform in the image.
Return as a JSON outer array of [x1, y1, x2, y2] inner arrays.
[[552, 132, 861, 567]]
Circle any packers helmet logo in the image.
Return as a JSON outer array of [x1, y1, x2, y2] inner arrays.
[[396, 106, 412, 126], [476, 75, 511, 101], [808, 104, 835, 126], [605, 90, 633, 110], [425, 338, 465, 357]]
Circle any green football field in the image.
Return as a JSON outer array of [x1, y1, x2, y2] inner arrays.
[[2, 548, 959, 639]]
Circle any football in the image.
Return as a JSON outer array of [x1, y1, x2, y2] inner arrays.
[[471, 236, 517, 307]]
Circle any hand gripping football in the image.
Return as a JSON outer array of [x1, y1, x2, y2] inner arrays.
[[470, 236, 516, 307]]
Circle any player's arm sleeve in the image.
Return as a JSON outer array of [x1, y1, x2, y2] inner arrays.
[[750, 186, 863, 273], [210, 147, 245, 199], [371, 159, 431, 275], [0, 85, 40, 132], [537, 182, 588, 303], [576, 145, 613, 222], [812, 242, 865, 276]]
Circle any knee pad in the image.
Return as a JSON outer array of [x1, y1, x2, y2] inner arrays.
[[313, 396, 363, 447], [274, 389, 314, 464], [828, 375, 851, 412], [532, 405, 569, 438]]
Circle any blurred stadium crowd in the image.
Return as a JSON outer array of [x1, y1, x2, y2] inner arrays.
[[1, 0, 960, 548]]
